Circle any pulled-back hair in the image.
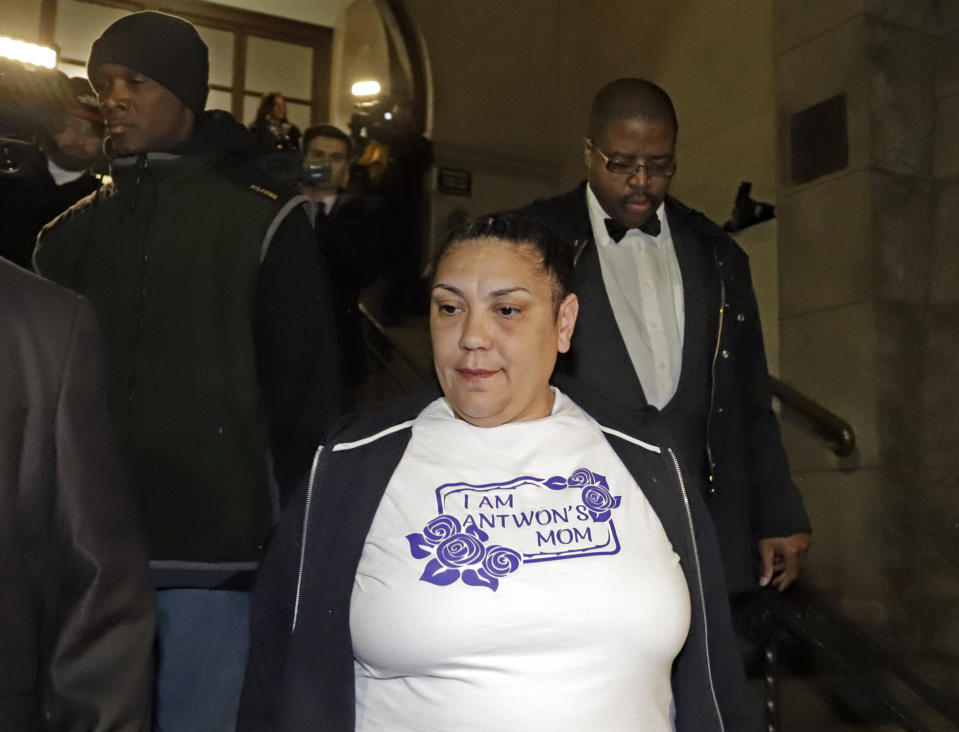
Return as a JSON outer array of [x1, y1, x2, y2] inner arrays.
[[589, 78, 678, 143], [433, 212, 575, 315], [254, 92, 284, 125]]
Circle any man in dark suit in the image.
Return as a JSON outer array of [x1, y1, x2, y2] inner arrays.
[[301, 124, 391, 408], [521, 78, 810, 596], [0, 258, 154, 731]]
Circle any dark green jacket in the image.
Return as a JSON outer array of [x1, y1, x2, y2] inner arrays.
[[34, 112, 340, 583]]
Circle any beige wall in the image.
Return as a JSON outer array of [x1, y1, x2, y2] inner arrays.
[[555, 0, 777, 225], [403, 0, 565, 259], [406, 0, 562, 167], [406, 0, 777, 225], [6, 0, 43, 42], [404, 0, 780, 342]]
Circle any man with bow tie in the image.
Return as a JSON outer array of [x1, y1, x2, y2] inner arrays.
[[520, 78, 811, 600]]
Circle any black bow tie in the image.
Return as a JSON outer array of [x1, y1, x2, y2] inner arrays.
[[605, 213, 661, 242]]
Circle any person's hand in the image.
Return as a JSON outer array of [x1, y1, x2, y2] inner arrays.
[[758, 532, 811, 591]]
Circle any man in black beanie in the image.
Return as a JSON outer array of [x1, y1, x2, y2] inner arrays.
[[34, 11, 341, 732]]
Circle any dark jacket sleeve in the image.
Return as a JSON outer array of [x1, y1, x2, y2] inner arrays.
[[256, 207, 341, 503], [237, 467, 314, 732], [318, 195, 393, 289], [43, 298, 155, 732], [731, 252, 811, 539], [684, 460, 763, 732], [644, 423, 761, 732]]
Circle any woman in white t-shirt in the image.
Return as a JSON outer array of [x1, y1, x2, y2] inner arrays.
[[239, 213, 757, 732]]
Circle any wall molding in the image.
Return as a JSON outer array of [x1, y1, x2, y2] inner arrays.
[[432, 141, 560, 183]]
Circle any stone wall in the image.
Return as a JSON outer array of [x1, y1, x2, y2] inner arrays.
[[774, 1, 959, 671], [923, 0, 959, 662]]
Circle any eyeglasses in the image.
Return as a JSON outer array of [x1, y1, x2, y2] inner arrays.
[[586, 139, 676, 179]]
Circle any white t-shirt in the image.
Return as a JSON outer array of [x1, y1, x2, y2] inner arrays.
[[350, 389, 691, 731]]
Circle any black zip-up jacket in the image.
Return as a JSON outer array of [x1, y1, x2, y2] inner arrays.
[[519, 184, 810, 593], [34, 111, 340, 586], [238, 375, 760, 731]]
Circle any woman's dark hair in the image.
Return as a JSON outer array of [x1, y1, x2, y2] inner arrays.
[[433, 212, 575, 314], [254, 92, 284, 125]]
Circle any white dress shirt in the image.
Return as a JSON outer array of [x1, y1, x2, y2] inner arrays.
[[301, 192, 338, 227], [586, 185, 685, 409], [47, 158, 88, 186]]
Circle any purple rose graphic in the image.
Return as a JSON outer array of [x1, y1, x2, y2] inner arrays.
[[481, 545, 522, 578], [408, 513, 522, 591], [406, 514, 463, 559], [423, 515, 461, 544], [436, 533, 486, 568], [463, 545, 522, 591], [566, 468, 596, 488], [581, 483, 622, 522], [419, 530, 487, 588], [583, 484, 617, 511]]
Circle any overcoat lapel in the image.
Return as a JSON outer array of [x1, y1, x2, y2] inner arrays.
[[560, 196, 649, 409], [665, 199, 719, 400]]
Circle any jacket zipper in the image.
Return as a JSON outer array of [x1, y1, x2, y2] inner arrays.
[[668, 447, 725, 731], [122, 155, 151, 450], [292, 445, 324, 632], [705, 254, 725, 485]]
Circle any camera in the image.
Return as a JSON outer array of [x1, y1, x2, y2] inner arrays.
[[257, 152, 337, 187], [257, 149, 302, 184], [0, 58, 72, 179], [302, 160, 332, 185], [347, 96, 394, 149], [0, 137, 42, 177]]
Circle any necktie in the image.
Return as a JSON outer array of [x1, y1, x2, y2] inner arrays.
[[605, 212, 661, 242]]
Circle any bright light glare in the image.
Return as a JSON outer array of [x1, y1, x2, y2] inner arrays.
[[351, 80, 381, 97], [0, 37, 57, 69]]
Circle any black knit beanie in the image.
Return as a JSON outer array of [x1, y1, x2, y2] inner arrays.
[[88, 11, 209, 117]]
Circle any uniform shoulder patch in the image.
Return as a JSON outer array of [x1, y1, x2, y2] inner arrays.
[[213, 154, 294, 207], [248, 183, 278, 200]]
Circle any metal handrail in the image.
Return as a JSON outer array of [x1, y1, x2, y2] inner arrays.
[[358, 310, 857, 463], [769, 376, 856, 457], [759, 586, 959, 731], [358, 302, 432, 384]]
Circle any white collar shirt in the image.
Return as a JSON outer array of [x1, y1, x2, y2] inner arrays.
[[301, 192, 340, 227], [586, 185, 685, 409], [47, 157, 87, 186]]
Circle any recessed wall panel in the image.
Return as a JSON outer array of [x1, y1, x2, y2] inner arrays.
[[245, 36, 312, 99], [55, 0, 128, 63], [194, 25, 235, 88]]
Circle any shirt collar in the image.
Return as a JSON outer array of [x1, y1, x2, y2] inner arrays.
[[586, 183, 667, 247], [47, 157, 87, 186]]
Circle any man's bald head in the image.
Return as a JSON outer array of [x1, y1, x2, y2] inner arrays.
[[588, 78, 678, 145]]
